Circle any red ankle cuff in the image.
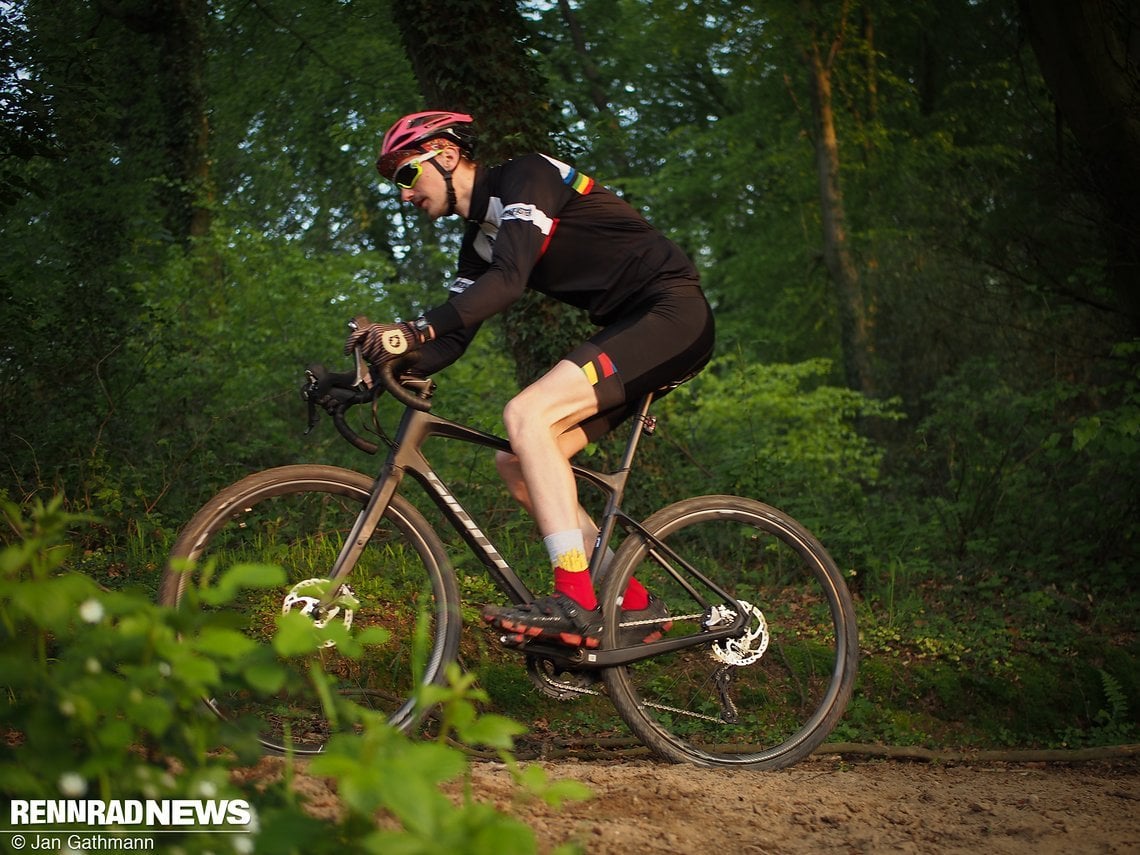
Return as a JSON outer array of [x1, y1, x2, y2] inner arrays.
[[554, 566, 597, 610]]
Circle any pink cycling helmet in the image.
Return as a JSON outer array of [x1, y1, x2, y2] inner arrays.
[[376, 110, 475, 179]]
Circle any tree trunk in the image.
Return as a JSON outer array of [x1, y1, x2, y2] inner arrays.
[[391, 0, 592, 385], [1017, 0, 1140, 321], [157, 0, 211, 244], [801, 3, 876, 395], [99, 0, 213, 246]]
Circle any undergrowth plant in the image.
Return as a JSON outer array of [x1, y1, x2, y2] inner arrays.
[[0, 498, 588, 855]]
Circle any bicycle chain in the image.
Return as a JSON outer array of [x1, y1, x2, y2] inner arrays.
[[530, 611, 744, 725], [528, 612, 705, 702]]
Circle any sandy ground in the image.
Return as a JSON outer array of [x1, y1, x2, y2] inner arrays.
[[270, 754, 1140, 854], [460, 756, 1140, 854]]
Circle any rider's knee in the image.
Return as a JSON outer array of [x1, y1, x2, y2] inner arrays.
[[501, 395, 534, 443]]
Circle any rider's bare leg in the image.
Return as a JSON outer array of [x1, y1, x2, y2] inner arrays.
[[496, 360, 648, 610], [497, 361, 601, 607], [500, 360, 600, 537]]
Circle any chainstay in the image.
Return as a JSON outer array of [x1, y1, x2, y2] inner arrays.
[[534, 613, 732, 722], [618, 612, 734, 724]]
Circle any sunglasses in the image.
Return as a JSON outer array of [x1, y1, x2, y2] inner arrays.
[[392, 148, 443, 190]]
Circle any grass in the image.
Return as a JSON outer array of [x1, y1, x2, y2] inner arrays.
[[67, 499, 1140, 755]]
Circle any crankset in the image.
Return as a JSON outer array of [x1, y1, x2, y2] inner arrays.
[[525, 655, 602, 701]]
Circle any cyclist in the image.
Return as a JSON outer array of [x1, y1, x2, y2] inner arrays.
[[347, 110, 715, 648]]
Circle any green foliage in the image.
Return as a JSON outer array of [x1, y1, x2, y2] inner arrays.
[[1, 498, 588, 853], [844, 585, 1140, 750], [0, 497, 258, 848], [1046, 669, 1137, 750], [656, 356, 902, 520], [308, 664, 589, 854], [305, 661, 589, 855], [1071, 341, 1140, 456], [911, 355, 1138, 586]]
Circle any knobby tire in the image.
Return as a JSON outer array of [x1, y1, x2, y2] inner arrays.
[[600, 495, 858, 769], [159, 464, 461, 754]]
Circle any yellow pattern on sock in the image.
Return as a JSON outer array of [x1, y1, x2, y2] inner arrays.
[[554, 548, 589, 573]]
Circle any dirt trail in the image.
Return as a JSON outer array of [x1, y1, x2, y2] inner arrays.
[[473, 757, 1140, 854], [277, 754, 1140, 854]]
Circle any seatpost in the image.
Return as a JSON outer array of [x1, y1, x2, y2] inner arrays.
[[616, 394, 655, 473]]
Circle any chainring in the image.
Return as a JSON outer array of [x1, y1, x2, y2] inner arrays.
[[525, 655, 601, 701]]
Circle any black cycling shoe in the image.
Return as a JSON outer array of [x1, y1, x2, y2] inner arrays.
[[485, 593, 674, 649], [483, 594, 603, 649], [616, 595, 673, 645]]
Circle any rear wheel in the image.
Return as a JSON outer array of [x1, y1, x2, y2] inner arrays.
[[159, 464, 461, 753], [601, 495, 858, 769]]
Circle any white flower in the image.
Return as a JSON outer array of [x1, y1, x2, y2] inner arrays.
[[85, 657, 101, 674], [58, 771, 87, 797], [158, 661, 172, 678], [79, 598, 105, 623], [59, 699, 76, 717], [232, 836, 254, 854], [243, 805, 260, 834], [197, 780, 217, 798]]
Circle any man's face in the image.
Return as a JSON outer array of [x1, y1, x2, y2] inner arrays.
[[394, 148, 450, 219]]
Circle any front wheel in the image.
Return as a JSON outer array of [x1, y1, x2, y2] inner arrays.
[[159, 464, 461, 754], [601, 495, 858, 769]]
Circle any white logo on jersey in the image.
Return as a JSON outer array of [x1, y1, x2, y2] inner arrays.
[[502, 202, 554, 235], [540, 154, 575, 181]]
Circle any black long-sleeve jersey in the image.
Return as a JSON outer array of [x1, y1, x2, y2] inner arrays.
[[414, 153, 699, 376]]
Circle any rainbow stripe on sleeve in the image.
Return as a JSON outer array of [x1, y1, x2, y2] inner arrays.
[[564, 167, 595, 195]]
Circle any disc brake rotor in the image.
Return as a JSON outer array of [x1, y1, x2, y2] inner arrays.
[[281, 578, 356, 649], [706, 600, 770, 666]]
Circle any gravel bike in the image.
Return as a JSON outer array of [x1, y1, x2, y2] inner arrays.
[[160, 352, 858, 770]]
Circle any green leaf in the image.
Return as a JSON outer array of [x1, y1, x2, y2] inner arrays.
[[355, 625, 392, 646], [192, 627, 257, 659], [199, 563, 286, 606], [1073, 417, 1101, 451], [242, 661, 286, 694], [455, 713, 525, 750], [272, 611, 322, 657]]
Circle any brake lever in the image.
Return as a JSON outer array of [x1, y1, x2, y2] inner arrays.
[[302, 368, 321, 436], [346, 319, 370, 390]]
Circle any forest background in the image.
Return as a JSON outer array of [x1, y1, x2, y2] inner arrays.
[[2, 0, 1137, 752]]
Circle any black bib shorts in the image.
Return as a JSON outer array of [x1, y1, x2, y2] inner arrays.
[[566, 283, 715, 441]]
